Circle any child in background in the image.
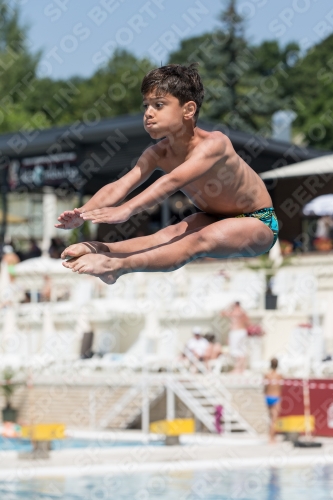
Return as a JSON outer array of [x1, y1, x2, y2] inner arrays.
[[264, 358, 283, 444]]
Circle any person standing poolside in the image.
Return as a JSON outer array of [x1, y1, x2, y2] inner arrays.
[[57, 64, 278, 282], [264, 358, 283, 444], [221, 301, 249, 373]]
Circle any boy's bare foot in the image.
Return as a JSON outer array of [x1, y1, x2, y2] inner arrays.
[[61, 242, 101, 260], [62, 253, 121, 284]]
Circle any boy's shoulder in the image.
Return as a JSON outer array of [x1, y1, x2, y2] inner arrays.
[[198, 128, 230, 142], [142, 130, 233, 172], [193, 129, 233, 159], [193, 128, 231, 148], [151, 130, 231, 156]]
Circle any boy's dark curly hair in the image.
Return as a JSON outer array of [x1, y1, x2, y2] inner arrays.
[[141, 63, 204, 123]]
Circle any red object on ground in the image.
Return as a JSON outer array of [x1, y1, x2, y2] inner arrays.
[[280, 379, 333, 437], [247, 324, 264, 336], [215, 405, 223, 434]]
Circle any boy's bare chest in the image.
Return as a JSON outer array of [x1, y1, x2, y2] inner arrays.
[[157, 154, 187, 173], [158, 154, 224, 194]]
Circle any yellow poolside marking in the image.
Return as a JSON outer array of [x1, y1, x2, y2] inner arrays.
[[150, 419, 195, 436], [21, 423, 66, 441], [275, 415, 315, 433]]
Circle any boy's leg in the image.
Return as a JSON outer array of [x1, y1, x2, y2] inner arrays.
[[269, 402, 280, 443], [62, 213, 217, 258], [63, 216, 274, 284]]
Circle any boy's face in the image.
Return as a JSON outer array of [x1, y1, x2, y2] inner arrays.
[[142, 91, 192, 139]]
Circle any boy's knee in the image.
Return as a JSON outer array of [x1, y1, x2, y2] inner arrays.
[[193, 230, 210, 254]]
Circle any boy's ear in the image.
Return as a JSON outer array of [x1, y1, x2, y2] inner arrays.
[[183, 101, 197, 120]]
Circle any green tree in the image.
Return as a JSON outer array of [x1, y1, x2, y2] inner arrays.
[[0, 367, 21, 409], [0, 2, 154, 132], [0, 1, 42, 132], [168, 32, 213, 71], [250, 40, 299, 78], [169, 1, 289, 133], [27, 50, 153, 128], [284, 34, 333, 150], [204, 0, 291, 132], [55, 50, 154, 125]]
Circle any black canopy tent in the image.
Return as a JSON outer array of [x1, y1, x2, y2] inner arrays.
[[0, 113, 327, 245]]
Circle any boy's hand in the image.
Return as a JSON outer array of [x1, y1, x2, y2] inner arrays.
[[80, 206, 132, 224], [55, 208, 84, 230]]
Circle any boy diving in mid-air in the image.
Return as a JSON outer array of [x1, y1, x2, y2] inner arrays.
[[56, 64, 278, 284]]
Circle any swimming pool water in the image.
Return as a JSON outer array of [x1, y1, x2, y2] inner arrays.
[[1, 466, 333, 499], [0, 437, 164, 451]]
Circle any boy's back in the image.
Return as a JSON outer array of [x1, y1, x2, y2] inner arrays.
[[265, 369, 283, 397]]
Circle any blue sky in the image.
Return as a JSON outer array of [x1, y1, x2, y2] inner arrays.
[[17, 0, 333, 80]]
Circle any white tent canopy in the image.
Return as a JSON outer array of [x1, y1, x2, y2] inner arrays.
[[14, 256, 68, 275], [303, 194, 333, 216], [260, 154, 333, 179]]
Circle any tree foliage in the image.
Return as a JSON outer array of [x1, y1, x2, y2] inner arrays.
[[0, 1, 42, 132], [285, 34, 333, 150], [0, 0, 332, 151], [22, 51, 153, 128], [169, 1, 291, 134]]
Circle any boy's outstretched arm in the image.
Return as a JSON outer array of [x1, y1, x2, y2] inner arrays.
[[55, 147, 157, 229], [82, 134, 228, 224]]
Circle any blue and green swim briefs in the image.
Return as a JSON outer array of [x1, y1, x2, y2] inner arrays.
[[234, 207, 279, 250]]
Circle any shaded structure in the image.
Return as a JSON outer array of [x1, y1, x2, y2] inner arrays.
[[261, 154, 333, 249]]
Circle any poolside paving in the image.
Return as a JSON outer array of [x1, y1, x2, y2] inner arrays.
[[0, 432, 332, 479]]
